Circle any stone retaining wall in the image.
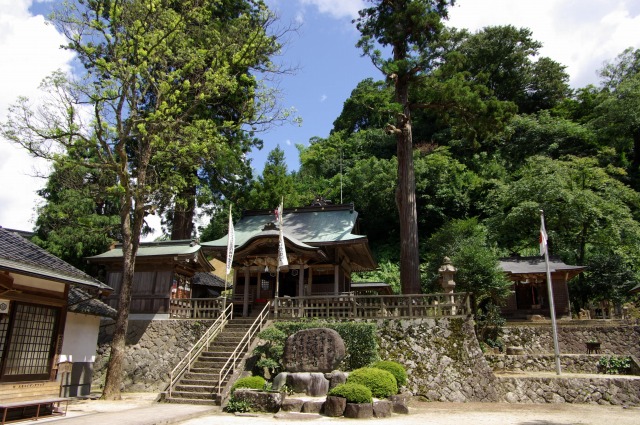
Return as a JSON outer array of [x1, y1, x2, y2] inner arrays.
[[498, 375, 640, 405], [93, 319, 214, 392], [501, 323, 640, 356], [375, 317, 499, 402], [486, 354, 604, 374]]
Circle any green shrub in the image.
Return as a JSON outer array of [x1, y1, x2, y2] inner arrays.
[[272, 320, 379, 370], [346, 367, 398, 398], [598, 356, 632, 375], [328, 383, 372, 404], [223, 396, 252, 413], [231, 375, 266, 394], [370, 360, 407, 387]]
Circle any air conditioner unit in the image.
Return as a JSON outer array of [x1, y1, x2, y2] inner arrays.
[[0, 299, 9, 314]]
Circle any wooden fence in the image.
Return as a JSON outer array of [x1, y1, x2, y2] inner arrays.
[[273, 292, 471, 319]]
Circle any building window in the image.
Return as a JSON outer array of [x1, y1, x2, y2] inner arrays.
[[1, 303, 59, 381], [261, 279, 270, 290]]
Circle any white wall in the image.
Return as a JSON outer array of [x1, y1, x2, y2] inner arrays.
[[61, 312, 100, 362]]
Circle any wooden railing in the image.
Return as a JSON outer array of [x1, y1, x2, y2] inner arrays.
[[169, 297, 227, 319], [218, 302, 271, 396], [271, 292, 471, 320], [167, 303, 233, 399]]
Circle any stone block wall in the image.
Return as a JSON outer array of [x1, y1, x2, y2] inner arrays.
[[498, 376, 640, 405], [486, 354, 604, 374], [93, 319, 214, 392], [375, 317, 499, 402], [501, 323, 640, 357]]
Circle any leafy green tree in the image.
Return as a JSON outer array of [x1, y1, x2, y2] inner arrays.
[[497, 111, 598, 170], [1, 0, 283, 399], [32, 152, 121, 272], [592, 48, 640, 173], [422, 218, 511, 306], [455, 25, 571, 114], [485, 156, 640, 264], [246, 145, 300, 209], [355, 0, 455, 294], [332, 78, 395, 135]]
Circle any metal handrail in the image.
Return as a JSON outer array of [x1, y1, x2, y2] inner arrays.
[[217, 301, 271, 396], [168, 302, 233, 398]]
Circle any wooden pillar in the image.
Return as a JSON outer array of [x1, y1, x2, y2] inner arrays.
[[298, 264, 305, 317], [334, 265, 339, 294], [308, 267, 313, 296], [256, 267, 261, 300], [243, 266, 250, 317]]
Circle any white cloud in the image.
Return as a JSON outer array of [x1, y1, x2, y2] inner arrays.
[[298, 0, 365, 20], [285, 139, 292, 146], [0, 1, 74, 231], [447, 0, 640, 88], [320, 94, 327, 102]]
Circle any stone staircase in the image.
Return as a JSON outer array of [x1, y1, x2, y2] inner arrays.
[[165, 315, 260, 405]]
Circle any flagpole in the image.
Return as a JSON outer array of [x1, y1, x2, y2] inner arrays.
[[541, 210, 562, 375], [224, 205, 235, 320]]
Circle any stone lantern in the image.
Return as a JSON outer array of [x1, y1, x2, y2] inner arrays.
[[438, 257, 457, 293], [438, 257, 457, 315]]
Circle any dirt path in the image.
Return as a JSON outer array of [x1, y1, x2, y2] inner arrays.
[[178, 401, 640, 425]]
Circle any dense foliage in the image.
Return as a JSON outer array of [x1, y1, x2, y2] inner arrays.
[[327, 383, 373, 404], [346, 367, 398, 398], [231, 375, 267, 394], [370, 361, 408, 387], [253, 321, 379, 373]]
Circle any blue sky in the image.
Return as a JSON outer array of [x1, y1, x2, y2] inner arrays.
[[1, 0, 639, 234]]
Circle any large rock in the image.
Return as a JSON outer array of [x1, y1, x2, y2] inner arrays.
[[324, 396, 347, 417], [373, 400, 393, 418], [280, 398, 304, 412], [325, 370, 348, 390], [301, 400, 325, 414], [285, 372, 330, 396], [389, 393, 411, 414], [232, 389, 284, 413], [272, 372, 288, 391], [283, 328, 346, 372], [344, 403, 373, 419]]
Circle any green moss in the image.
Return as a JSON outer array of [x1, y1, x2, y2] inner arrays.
[[231, 375, 266, 394]]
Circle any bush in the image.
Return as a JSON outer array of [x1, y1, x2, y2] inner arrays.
[[346, 367, 398, 398], [327, 383, 372, 404], [272, 320, 379, 369], [370, 361, 407, 387], [598, 356, 632, 375], [223, 396, 252, 413], [231, 375, 266, 394]]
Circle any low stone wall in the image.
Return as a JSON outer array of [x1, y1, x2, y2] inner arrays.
[[376, 317, 499, 402], [498, 375, 640, 405], [501, 323, 640, 357], [93, 319, 214, 392], [486, 354, 603, 374]]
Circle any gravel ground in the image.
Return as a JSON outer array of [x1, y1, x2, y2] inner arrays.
[[178, 400, 640, 425]]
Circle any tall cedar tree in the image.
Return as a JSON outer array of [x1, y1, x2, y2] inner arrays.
[[1, 0, 281, 399], [355, 0, 455, 294]]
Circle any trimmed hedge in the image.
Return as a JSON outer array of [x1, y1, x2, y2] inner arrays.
[[272, 320, 379, 369], [370, 360, 407, 387], [231, 375, 266, 394], [328, 383, 373, 404], [346, 367, 398, 398]]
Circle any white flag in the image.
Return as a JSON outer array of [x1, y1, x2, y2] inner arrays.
[[277, 199, 287, 268], [225, 207, 235, 275], [540, 218, 548, 257]]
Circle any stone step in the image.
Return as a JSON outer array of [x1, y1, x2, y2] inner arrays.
[[168, 390, 217, 401], [183, 373, 222, 381], [174, 384, 217, 393], [165, 397, 218, 406], [179, 378, 225, 387]]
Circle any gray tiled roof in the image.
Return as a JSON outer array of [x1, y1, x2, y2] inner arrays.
[[192, 272, 227, 289], [0, 226, 111, 291], [68, 286, 117, 318], [499, 256, 585, 274]]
